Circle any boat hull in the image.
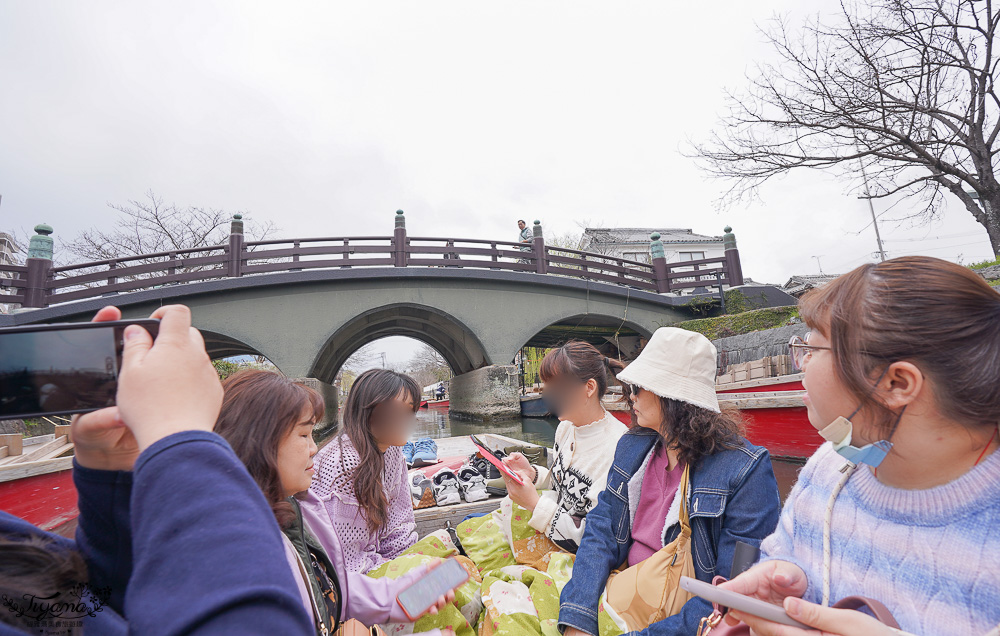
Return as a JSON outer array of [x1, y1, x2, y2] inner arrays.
[[0, 466, 77, 536], [519, 395, 552, 418]]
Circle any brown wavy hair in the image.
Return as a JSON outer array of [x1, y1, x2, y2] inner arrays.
[[799, 255, 1000, 436], [647, 397, 744, 467], [539, 340, 627, 396], [213, 370, 325, 528], [341, 368, 421, 533]]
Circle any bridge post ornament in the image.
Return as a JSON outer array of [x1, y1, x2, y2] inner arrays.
[[27, 223, 54, 260], [230, 213, 244, 235], [649, 232, 665, 260], [723, 225, 737, 251], [395, 209, 406, 229]]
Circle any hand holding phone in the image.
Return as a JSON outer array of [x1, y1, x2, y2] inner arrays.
[[679, 576, 809, 629], [395, 557, 469, 622], [470, 435, 525, 485], [115, 305, 223, 452]]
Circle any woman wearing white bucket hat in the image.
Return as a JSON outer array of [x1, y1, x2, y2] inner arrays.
[[559, 327, 782, 636]]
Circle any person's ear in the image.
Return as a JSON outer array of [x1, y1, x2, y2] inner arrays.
[[585, 378, 598, 399], [877, 361, 923, 411]]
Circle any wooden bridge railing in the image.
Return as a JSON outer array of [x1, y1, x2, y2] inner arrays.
[[0, 212, 744, 309]]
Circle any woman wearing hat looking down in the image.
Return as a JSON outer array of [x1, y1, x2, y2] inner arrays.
[[558, 327, 782, 636]]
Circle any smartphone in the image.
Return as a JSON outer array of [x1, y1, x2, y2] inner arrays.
[[470, 435, 525, 485], [0, 319, 159, 419], [679, 576, 809, 629], [395, 557, 470, 621]]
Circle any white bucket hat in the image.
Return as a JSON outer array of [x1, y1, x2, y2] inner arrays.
[[616, 327, 720, 413]]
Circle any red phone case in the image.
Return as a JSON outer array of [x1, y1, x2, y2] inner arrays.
[[470, 436, 525, 485]]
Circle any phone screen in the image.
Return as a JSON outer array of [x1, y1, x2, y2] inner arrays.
[[0, 321, 155, 419], [396, 558, 469, 620]]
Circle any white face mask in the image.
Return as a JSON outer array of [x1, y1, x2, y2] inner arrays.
[[818, 415, 893, 471]]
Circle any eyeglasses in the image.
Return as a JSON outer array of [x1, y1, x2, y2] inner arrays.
[[788, 333, 831, 371]]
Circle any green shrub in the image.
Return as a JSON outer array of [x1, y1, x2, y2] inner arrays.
[[675, 306, 801, 341]]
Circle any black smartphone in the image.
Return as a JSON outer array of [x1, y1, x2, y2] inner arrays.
[[395, 557, 469, 621], [0, 319, 159, 419]]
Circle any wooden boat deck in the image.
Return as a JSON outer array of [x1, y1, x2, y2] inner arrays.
[[412, 433, 548, 536]]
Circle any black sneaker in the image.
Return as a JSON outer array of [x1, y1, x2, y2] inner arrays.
[[470, 451, 504, 481]]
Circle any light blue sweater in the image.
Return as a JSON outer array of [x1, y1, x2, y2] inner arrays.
[[761, 441, 1000, 635]]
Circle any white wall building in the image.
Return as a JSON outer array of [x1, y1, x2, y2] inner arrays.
[[0, 232, 21, 314], [577, 227, 725, 264]]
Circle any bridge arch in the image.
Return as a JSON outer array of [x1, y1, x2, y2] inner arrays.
[[516, 312, 654, 360], [200, 330, 267, 361], [309, 303, 491, 383]]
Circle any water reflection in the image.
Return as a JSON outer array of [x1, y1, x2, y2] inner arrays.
[[411, 408, 559, 447]]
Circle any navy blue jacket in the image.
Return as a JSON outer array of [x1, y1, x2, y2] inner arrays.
[[559, 426, 782, 636], [0, 431, 314, 635]]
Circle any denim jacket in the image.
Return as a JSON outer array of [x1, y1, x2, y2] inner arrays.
[[559, 426, 781, 636]]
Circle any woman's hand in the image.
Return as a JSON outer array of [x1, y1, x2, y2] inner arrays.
[[115, 304, 223, 452], [720, 560, 808, 617], [563, 628, 591, 636], [415, 560, 458, 619], [503, 452, 531, 475], [71, 306, 141, 471], [503, 466, 539, 511], [729, 596, 901, 636]]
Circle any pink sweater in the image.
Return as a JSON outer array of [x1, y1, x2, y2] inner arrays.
[[308, 434, 417, 573]]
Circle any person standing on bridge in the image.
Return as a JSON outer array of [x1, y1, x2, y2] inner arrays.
[[517, 219, 532, 263]]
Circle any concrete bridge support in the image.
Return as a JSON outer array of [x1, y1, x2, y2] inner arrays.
[[291, 377, 339, 436], [449, 365, 521, 421]]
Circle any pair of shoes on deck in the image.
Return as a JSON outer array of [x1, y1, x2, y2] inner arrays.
[[469, 449, 517, 497], [414, 464, 487, 507], [402, 438, 438, 468]]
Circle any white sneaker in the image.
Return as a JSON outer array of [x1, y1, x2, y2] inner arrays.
[[456, 464, 488, 502], [410, 472, 435, 509], [432, 467, 461, 506]]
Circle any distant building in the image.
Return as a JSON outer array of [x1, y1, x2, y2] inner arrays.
[[0, 232, 21, 313], [577, 227, 725, 265], [781, 274, 838, 298]]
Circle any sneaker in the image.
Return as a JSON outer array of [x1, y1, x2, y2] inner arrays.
[[485, 476, 508, 497], [402, 441, 416, 467], [456, 465, 488, 502], [409, 472, 436, 509], [411, 438, 439, 467], [469, 448, 506, 481], [431, 467, 461, 506], [505, 445, 548, 467]]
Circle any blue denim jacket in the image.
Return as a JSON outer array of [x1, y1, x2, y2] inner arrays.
[[559, 426, 781, 636]]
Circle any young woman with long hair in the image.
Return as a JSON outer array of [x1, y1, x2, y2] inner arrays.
[[559, 327, 782, 636], [719, 256, 1000, 636], [214, 370, 452, 636], [308, 368, 422, 574], [501, 340, 629, 551]]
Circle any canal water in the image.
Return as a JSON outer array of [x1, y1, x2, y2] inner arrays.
[[411, 407, 560, 447]]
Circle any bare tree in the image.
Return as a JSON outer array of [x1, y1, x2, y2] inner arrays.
[[694, 0, 1000, 256], [406, 343, 452, 389], [66, 189, 277, 264]]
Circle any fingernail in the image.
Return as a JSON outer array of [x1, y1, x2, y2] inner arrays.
[[785, 597, 801, 616], [124, 325, 140, 341]]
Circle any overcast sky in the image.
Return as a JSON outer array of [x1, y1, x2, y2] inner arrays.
[[1, 1, 994, 367]]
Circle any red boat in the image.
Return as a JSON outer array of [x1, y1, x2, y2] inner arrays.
[[0, 427, 77, 537]]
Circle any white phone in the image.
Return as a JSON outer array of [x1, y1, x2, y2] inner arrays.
[[679, 576, 810, 629]]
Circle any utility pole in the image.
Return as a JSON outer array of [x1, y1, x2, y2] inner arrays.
[[856, 148, 888, 262], [812, 255, 825, 274]]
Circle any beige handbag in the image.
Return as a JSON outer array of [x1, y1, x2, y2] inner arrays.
[[604, 463, 695, 632]]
